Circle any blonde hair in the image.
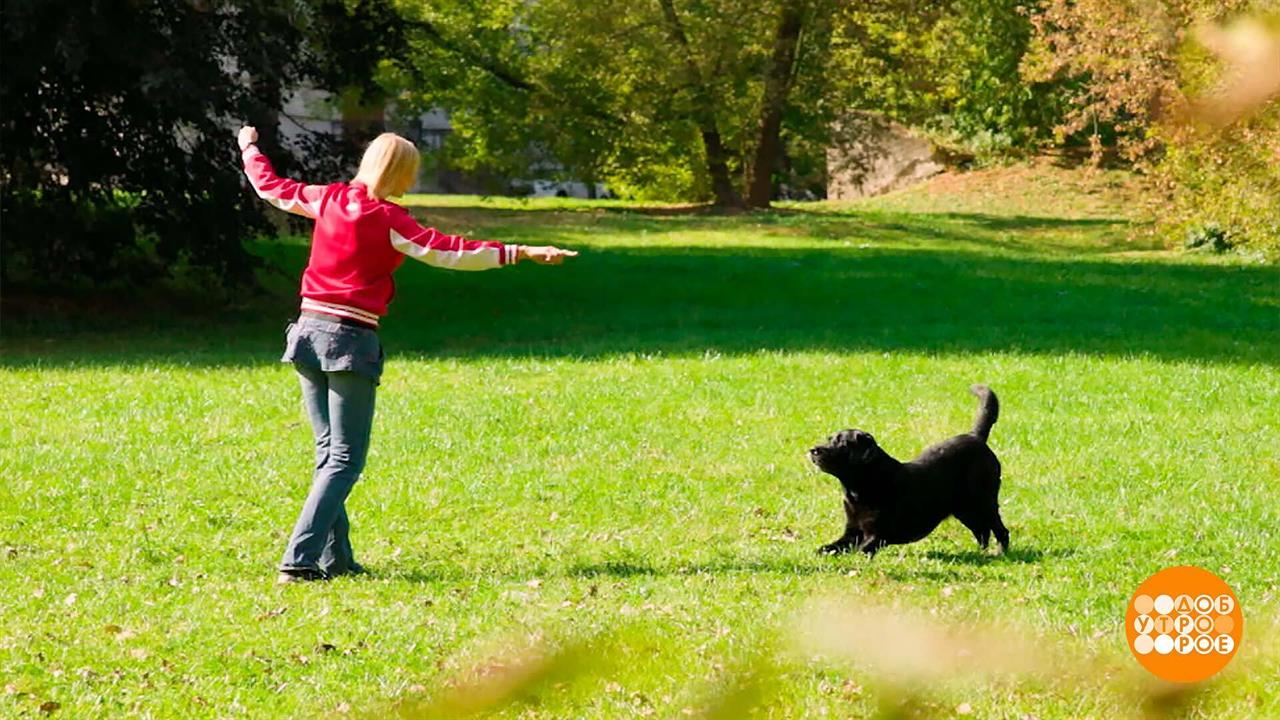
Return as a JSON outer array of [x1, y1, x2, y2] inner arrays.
[[352, 133, 420, 200]]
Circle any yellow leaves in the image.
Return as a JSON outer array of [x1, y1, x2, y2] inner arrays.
[[404, 637, 604, 718], [818, 678, 863, 700], [767, 526, 799, 543], [104, 624, 138, 643], [256, 606, 288, 621], [795, 599, 1057, 683]]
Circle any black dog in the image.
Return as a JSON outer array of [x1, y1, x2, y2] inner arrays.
[[808, 385, 1009, 557]]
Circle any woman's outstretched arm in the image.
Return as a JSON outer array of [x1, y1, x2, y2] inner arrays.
[[386, 205, 578, 271], [238, 126, 325, 219]]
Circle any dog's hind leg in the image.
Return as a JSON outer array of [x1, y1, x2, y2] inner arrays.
[[954, 510, 992, 550], [990, 510, 1010, 555]]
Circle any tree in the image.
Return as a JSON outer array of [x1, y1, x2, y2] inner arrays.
[[392, 0, 836, 207], [0, 0, 308, 287], [1025, 0, 1280, 254], [747, 0, 807, 207], [391, 0, 1074, 208]]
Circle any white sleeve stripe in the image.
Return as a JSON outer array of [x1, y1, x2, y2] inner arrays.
[[390, 228, 503, 271], [264, 195, 320, 218], [243, 148, 320, 218]]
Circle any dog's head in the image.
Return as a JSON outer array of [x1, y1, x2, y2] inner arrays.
[[808, 429, 884, 477]]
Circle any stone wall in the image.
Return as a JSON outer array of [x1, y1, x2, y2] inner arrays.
[[827, 114, 945, 200]]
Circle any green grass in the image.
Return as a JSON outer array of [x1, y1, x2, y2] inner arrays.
[[2, 184, 1278, 719]]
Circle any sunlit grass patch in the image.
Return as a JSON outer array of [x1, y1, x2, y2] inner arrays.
[[2, 189, 1277, 718]]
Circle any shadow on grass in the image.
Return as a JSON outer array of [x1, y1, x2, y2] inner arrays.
[[359, 543, 1065, 584], [350, 243, 1279, 367], [404, 198, 1127, 228], [376, 566, 472, 584], [567, 558, 859, 578], [568, 560, 662, 578], [3, 211, 1276, 369], [564, 549, 1063, 581], [923, 546, 1072, 565]]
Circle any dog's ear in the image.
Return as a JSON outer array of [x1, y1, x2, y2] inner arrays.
[[851, 430, 880, 460]]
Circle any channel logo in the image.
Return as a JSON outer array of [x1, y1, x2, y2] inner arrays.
[[1126, 566, 1242, 682]]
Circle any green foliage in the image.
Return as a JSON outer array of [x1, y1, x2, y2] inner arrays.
[[827, 0, 1069, 159], [389, 0, 1077, 202], [1184, 222, 1232, 252], [927, 0, 1071, 152], [0, 0, 421, 289], [3, 195, 1278, 718], [1158, 17, 1280, 258], [0, 0, 312, 288], [306, 0, 410, 108], [1024, 0, 1279, 255], [390, 0, 786, 201], [1158, 111, 1280, 257]]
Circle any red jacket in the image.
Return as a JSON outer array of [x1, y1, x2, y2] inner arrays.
[[242, 144, 516, 326]]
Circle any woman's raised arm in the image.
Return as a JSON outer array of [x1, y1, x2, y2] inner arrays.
[[238, 126, 325, 219]]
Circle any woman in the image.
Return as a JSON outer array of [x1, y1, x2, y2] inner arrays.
[[237, 126, 576, 583]]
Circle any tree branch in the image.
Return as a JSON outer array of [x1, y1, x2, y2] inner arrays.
[[401, 16, 621, 127]]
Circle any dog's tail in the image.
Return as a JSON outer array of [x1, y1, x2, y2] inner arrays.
[[969, 384, 999, 441]]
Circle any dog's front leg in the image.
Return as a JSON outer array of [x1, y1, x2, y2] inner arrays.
[[817, 497, 864, 555], [817, 532, 861, 556], [858, 535, 884, 558]]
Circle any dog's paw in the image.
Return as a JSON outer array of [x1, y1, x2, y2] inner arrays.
[[817, 542, 852, 556]]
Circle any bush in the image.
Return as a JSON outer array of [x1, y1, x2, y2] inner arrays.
[[1158, 106, 1280, 258], [0, 0, 305, 290], [1026, 1, 1279, 258], [1184, 222, 1232, 252]]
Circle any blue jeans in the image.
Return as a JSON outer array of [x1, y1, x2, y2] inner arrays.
[[279, 317, 383, 577]]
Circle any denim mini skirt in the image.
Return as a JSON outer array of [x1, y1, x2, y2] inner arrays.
[[282, 316, 384, 384]]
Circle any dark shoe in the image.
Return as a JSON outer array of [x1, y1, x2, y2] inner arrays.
[[276, 567, 327, 584], [320, 561, 367, 578]]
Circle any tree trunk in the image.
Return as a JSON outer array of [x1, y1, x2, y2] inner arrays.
[[746, 1, 804, 208], [702, 128, 741, 208], [657, 0, 743, 208]]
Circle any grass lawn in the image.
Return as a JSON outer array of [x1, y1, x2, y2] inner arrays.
[[2, 174, 1278, 719]]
